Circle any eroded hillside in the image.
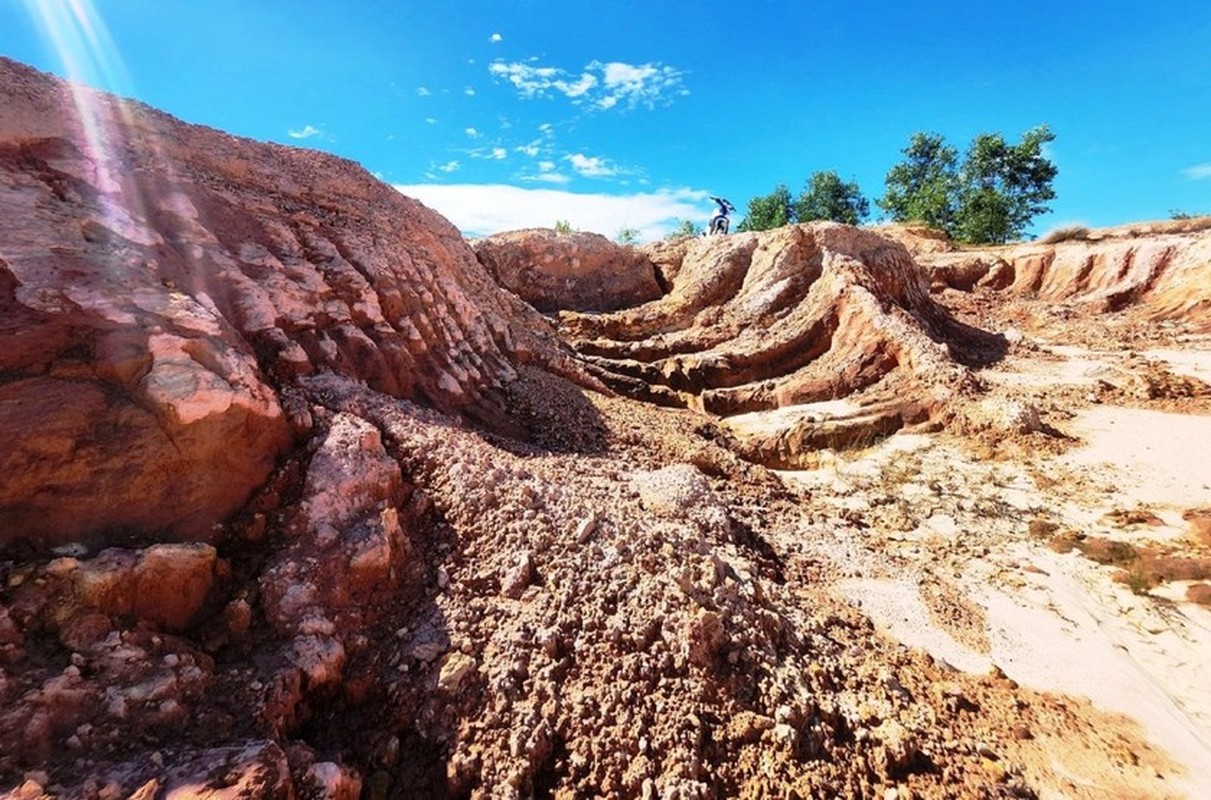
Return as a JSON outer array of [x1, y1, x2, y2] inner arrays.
[[3, 58, 1211, 800]]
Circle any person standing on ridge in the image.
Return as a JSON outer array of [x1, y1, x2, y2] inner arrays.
[[708, 196, 735, 235]]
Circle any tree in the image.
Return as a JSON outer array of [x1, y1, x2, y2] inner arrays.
[[953, 125, 1057, 244], [795, 171, 870, 225], [877, 132, 959, 233], [879, 126, 1058, 244], [616, 226, 640, 245], [736, 184, 794, 232], [554, 220, 573, 233], [665, 218, 702, 240]]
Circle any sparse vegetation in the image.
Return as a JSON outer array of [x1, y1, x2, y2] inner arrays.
[[615, 226, 640, 245], [1038, 225, 1090, 244], [664, 218, 702, 240], [554, 219, 573, 233]]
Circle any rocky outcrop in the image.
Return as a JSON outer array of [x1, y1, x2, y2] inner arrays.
[[892, 220, 1211, 330], [556, 223, 999, 467], [0, 57, 574, 550], [471, 228, 663, 312]]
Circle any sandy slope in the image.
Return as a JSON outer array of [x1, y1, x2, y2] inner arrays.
[[784, 320, 1211, 798]]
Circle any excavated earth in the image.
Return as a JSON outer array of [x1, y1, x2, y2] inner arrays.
[[3, 57, 1211, 800]]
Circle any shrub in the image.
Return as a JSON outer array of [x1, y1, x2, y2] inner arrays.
[[1038, 225, 1090, 244]]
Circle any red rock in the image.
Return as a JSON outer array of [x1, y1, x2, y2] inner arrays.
[[0, 57, 575, 550], [472, 228, 663, 312]]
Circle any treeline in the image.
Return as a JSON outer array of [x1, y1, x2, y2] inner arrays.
[[737, 124, 1057, 245]]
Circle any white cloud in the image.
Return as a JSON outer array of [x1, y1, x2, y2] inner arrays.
[[557, 73, 598, 98], [425, 117, 438, 125], [287, 124, 323, 140], [538, 161, 556, 172], [416, 86, 431, 97], [516, 141, 542, 157], [1184, 163, 1211, 180], [488, 62, 562, 98], [437, 160, 460, 173], [567, 153, 616, 178], [491, 147, 508, 160], [592, 60, 687, 110], [488, 59, 686, 111], [465, 87, 476, 96], [490, 32, 503, 43], [393, 183, 709, 241], [465, 127, 481, 138]]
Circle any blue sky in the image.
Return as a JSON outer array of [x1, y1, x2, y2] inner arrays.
[[3, 1, 1209, 241]]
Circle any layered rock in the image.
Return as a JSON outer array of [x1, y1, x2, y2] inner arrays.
[[555, 223, 997, 467], [890, 220, 1211, 330], [0, 57, 572, 549], [471, 228, 664, 312]]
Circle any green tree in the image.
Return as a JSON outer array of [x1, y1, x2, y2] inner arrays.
[[953, 125, 1057, 244], [795, 171, 870, 225], [616, 226, 640, 245], [736, 184, 794, 232], [877, 132, 959, 232], [879, 126, 1058, 244], [665, 218, 702, 240]]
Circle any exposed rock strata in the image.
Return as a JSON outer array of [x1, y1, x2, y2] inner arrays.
[[556, 223, 1001, 467], [0, 57, 576, 549], [888, 220, 1211, 331]]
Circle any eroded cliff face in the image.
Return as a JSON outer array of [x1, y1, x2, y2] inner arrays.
[[0, 57, 573, 549], [559, 223, 1003, 467], [886, 220, 1211, 332]]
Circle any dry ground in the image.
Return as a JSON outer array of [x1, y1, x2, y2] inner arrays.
[[778, 287, 1211, 798]]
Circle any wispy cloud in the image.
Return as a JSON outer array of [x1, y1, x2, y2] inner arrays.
[[490, 32, 503, 43], [425, 117, 438, 125], [592, 61, 688, 110], [567, 153, 617, 178], [488, 59, 686, 110], [438, 160, 460, 173], [416, 86, 431, 97], [287, 124, 324, 140], [464, 87, 476, 97], [1184, 163, 1211, 180], [519, 161, 570, 185], [465, 127, 481, 138], [394, 184, 709, 241], [490, 147, 508, 160]]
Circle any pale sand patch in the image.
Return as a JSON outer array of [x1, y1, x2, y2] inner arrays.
[[978, 552, 1211, 796], [1059, 406, 1211, 512], [840, 564, 1211, 798], [836, 577, 991, 674], [1139, 348, 1211, 383], [824, 411, 1211, 797]]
